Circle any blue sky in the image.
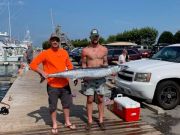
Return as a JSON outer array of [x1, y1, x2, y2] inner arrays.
[[0, 0, 180, 47]]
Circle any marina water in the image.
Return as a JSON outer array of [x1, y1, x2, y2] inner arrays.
[[0, 65, 19, 101]]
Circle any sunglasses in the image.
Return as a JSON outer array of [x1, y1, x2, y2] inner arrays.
[[50, 37, 60, 42], [90, 35, 99, 39]]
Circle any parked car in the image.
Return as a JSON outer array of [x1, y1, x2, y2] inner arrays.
[[107, 48, 141, 65], [151, 43, 169, 56], [69, 47, 82, 58], [139, 49, 152, 58], [71, 48, 82, 64], [115, 44, 180, 110], [134, 45, 149, 50]]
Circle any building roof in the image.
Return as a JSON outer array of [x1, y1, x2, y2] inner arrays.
[[105, 42, 137, 46]]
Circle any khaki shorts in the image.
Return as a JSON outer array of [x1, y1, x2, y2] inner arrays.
[[83, 78, 106, 96]]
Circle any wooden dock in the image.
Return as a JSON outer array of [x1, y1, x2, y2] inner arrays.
[[0, 70, 162, 135]]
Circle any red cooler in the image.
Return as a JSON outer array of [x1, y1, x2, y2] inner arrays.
[[113, 94, 140, 122]]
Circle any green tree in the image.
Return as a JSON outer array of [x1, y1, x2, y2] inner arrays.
[[127, 29, 140, 44], [158, 31, 174, 44], [71, 37, 106, 47], [139, 27, 158, 47], [174, 31, 180, 43], [80, 38, 89, 47], [116, 31, 130, 42], [110, 27, 158, 47], [71, 38, 89, 47], [107, 35, 116, 43], [116, 33, 125, 41], [42, 41, 50, 50], [99, 37, 106, 44]]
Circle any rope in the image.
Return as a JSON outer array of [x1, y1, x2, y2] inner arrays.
[[0, 101, 10, 109]]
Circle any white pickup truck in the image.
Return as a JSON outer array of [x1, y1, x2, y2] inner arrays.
[[115, 44, 180, 110]]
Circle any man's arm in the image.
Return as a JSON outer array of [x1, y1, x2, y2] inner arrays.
[[35, 68, 48, 78], [29, 52, 47, 79], [81, 48, 87, 68], [65, 51, 73, 70], [103, 48, 108, 66]]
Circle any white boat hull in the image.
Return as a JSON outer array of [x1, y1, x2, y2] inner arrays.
[[0, 55, 23, 62]]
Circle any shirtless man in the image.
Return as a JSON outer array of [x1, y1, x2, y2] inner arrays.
[[81, 29, 108, 130]]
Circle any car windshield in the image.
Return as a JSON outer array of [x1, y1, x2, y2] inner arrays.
[[108, 49, 122, 56], [71, 48, 77, 52], [128, 49, 138, 55], [108, 50, 114, 55], [78, 48, 82, 52], [151, 46, 180, 63], [71, 47, 82, 52]]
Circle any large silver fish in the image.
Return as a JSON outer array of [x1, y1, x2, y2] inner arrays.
[[47, 65, 128, 79]]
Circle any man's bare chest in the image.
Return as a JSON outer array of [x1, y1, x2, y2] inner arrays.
[[88, 51, 105, 59]]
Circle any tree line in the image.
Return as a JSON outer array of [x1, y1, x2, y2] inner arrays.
[[71, 27, 180, 48], [42, 27, 180, 49]]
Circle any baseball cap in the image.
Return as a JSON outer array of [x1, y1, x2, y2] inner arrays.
[[49, 33, 60, 42], [90, 29, 99, 38]]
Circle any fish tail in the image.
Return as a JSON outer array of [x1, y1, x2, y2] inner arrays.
[[40, 76, 45, 83]]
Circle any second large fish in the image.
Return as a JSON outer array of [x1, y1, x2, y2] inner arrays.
[[47, 65, 128, 79]]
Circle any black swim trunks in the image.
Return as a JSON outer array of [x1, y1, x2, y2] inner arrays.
[[47, 84, 72, 112]]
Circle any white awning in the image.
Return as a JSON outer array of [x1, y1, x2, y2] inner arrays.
[[105, 42, 137, 46]]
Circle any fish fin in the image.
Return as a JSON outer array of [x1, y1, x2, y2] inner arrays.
[[40, 76, 45, 83], [73, 79, 78, 86]]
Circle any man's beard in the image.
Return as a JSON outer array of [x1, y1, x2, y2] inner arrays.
[[51, 43, 59, 50], [91, 40, 99, 45]]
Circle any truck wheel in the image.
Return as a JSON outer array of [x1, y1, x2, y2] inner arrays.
[[155, 81, 180, 110]]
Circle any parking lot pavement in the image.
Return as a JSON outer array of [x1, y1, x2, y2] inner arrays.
[[141, 105, 180, 135]]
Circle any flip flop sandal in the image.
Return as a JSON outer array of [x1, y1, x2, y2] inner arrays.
[[85, 123, 92, 131], [51, 128, 58, 134], [98, 122, 106, 131], [64, 124, 76, 130]]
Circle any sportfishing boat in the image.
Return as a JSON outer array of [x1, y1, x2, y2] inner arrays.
[[0, 2, 30, 62], [19, 30, 32, 49], [0, 32, 26, 62]]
